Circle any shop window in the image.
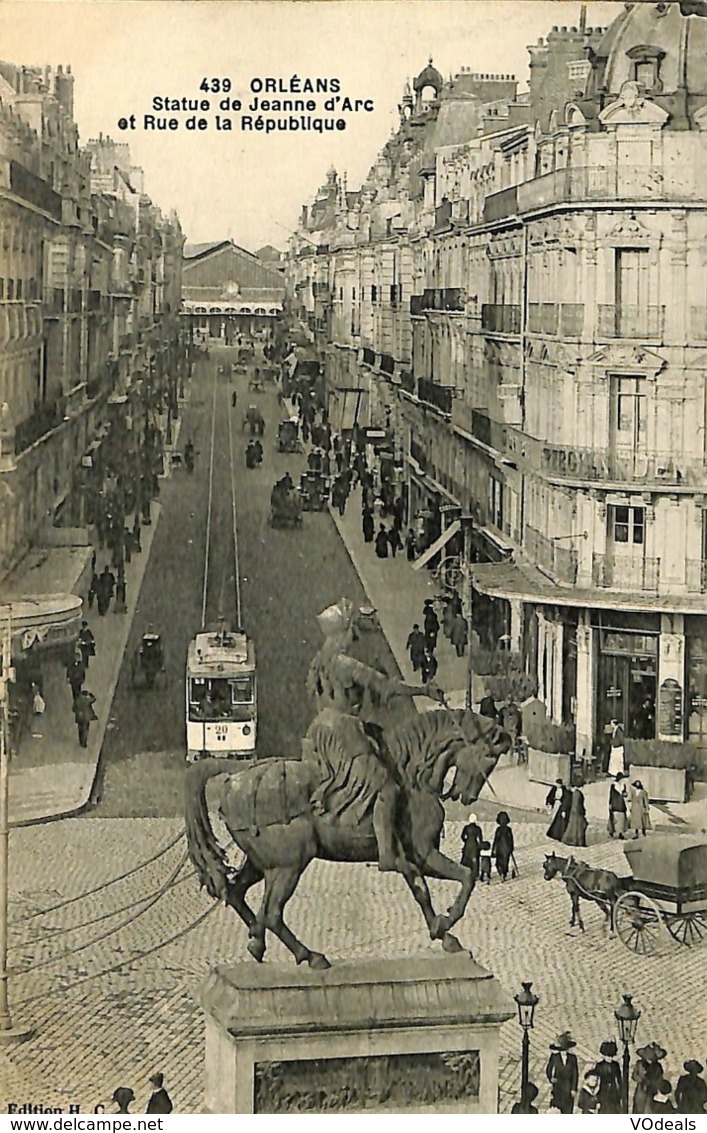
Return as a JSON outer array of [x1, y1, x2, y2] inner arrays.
[[612, 505, 645, 545]]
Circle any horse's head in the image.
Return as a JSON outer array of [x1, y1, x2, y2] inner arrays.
[[543, 853, 562, 881], [442, 710, 511, 807]]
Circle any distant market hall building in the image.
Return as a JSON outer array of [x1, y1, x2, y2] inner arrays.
[[181, 240, 285, 342]]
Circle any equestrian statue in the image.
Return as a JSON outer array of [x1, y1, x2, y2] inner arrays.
[[185, 598, 510, 969]]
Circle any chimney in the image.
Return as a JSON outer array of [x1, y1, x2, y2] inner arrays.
[[54, 64, 75, 118]]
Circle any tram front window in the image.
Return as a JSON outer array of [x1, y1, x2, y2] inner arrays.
[[189, 676, 254, 721]]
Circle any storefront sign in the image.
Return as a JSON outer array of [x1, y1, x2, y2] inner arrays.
[[602, 631, 657, 657], [659, 678, 683, 737], [542, 447, 610, 479]]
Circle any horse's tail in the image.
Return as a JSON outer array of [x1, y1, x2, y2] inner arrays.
[[184, 759, 232, 903]]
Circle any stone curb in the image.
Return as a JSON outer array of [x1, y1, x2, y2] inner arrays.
[[9, 502, 163, 828]]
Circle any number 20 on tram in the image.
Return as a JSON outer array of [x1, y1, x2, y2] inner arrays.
[[185, 626, 257, 761]]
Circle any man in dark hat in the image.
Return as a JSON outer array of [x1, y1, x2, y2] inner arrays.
[[546, 1032, 579, 1113], [146, 1073, 173, 1114], [588, 1041, 623, 1114], [675, 1060, 707, 1114]]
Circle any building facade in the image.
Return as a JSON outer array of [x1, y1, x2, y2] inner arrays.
[[181, 240, 285, 344], [287, 2, 707, 761], [0, 63, 183, 582]]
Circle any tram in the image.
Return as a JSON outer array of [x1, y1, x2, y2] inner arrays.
[[185, 622, 257, 761]]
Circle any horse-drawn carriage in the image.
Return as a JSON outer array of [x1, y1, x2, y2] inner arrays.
[[242, 405, 265, 437], [277, 418, 299, 454], [298, 470, 329, 511], [269, 480, 303, 527], [545, 836, 707, 955], [614, 836, 707, 953], [130, 632, 166, 690]]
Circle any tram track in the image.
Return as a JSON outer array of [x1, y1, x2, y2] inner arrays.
[[200, 365, 243, 630]]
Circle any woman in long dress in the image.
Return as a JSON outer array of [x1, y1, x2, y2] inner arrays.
[[562, 788, 588, 847], [629, 780, 651, 837]]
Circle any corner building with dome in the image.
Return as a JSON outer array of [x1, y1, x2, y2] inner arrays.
[[287, 2, 707, 769]]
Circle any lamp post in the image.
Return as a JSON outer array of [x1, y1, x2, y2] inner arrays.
[[0, 615, 32, 1043], [461, 514, 474, 710], [615, 993, 641, 1114], [514, 981, 539, 1111]]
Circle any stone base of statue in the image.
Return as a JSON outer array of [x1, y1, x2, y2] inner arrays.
[[198, 953, 515, 1113]]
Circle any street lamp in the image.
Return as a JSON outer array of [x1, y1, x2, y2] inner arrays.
[[514, 981, 539, 1111], [615, 993, 641, 1113]]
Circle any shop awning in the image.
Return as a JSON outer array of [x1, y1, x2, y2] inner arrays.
[[412, 519, 461, 572], [471, 560, 707, 615], [331, 389, 366, 432]]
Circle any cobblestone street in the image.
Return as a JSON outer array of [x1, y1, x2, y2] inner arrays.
[[2, 815, 705, 1113]]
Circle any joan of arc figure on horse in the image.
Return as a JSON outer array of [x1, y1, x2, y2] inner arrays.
[[305, 597, 445, 872]]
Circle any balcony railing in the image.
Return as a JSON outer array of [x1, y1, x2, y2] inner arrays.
[[517, 164, 707, 213], [410, 294, 425, 316], [592, 554, 660, 592], [9, 159, 62, 221], [528, 303, 558, 335], [560, 303, 584, 337], [686, 560, 707, 594], [597, 305, 665, 339], [481, 304, 521, 335], [524, 525, 578, 585], [417, 378, 453, 416], [410, 288, 464, 314], [13, 399, 67, 455], [691, 307, 707, 342]]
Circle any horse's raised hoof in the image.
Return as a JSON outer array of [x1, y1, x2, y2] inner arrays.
[[442, 933, 465, 954], [308, 952, 331, 971], [430, 914, 451, 940], [247, 937, 266, 963]]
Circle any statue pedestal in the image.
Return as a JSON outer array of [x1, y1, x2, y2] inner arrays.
[[198, 953, 515, 1113]]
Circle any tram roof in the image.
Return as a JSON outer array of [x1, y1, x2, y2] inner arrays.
[[187, 630, 255, 676]]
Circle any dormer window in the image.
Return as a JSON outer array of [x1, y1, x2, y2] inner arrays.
[[626, 45, 665, 94]]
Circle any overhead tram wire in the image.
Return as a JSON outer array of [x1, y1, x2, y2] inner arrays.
[[10, 828, 186, 925], [12, 903, 219, 1009], [7, 851, 189, 977], [9, 860, 195, 944], [201, 368, 219, 629]]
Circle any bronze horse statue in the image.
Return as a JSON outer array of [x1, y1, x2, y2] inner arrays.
[[185, 709, 509, 969]]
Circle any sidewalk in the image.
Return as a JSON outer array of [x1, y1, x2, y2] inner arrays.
[[8, 501, 163, 827], [328, 483, 706, 832]]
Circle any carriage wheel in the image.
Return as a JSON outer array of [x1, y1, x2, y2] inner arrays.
[[665, 912, 707, 947], [614, 891, 665, 955]]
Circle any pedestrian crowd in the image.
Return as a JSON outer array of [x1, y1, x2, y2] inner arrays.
[[64, 526, 143, 750], [405, 593, 469, 692], [514, 1033, 707, 1115]]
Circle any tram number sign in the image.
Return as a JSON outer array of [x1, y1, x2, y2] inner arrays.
[[214, 725, 228, 742]]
